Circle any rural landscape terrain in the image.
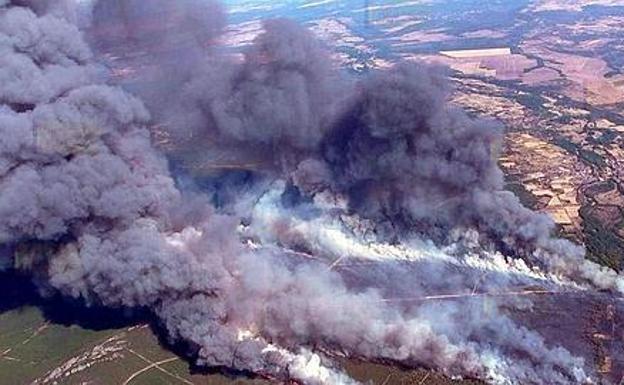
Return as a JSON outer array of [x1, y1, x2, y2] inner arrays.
[[2, 0, 624, 384]]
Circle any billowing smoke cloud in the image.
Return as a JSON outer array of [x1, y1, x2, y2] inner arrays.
[[88, 0, 226, 139], [315, 62, 624, 294], [90, 0, 225, 51], [1, 1, 623, 385]]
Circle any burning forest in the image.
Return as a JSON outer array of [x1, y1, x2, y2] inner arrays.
[[0, 1, 623, 384]]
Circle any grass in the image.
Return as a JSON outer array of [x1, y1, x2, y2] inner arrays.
[[505, 181, 539, 208], [553, 136, 607, 168], [0, 306, 116, 384], [580, 205, 624, 272]]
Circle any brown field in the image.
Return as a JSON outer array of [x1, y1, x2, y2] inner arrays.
[[501, 133, 590, 234], [513, 292, 624, 384], [522, 67, 561, 85], [343, 361, 486, 385], [521, 41, 624, 105], [479, 54, 537, 80], [393, 29, 453, 44], [461, 29, 507, 39], [413, 51, 536, 81]]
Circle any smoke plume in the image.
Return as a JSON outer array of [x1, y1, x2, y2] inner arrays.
[[1, 1, 622, 384]]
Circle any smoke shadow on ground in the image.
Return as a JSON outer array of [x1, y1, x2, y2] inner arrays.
[[0, 270, 266, 381], [0, 270, 149, 330]]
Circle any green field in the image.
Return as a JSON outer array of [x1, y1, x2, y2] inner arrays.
[[0, 303, 272, 385]]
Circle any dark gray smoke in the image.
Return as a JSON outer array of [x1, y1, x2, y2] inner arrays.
[[186, 19, 342, 147], [315, 62, 622, 293], [88, 0, 226, 139], [91, 0, 225, 50], [1, 1, 622, 384], [320, 63, 504, 235]]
